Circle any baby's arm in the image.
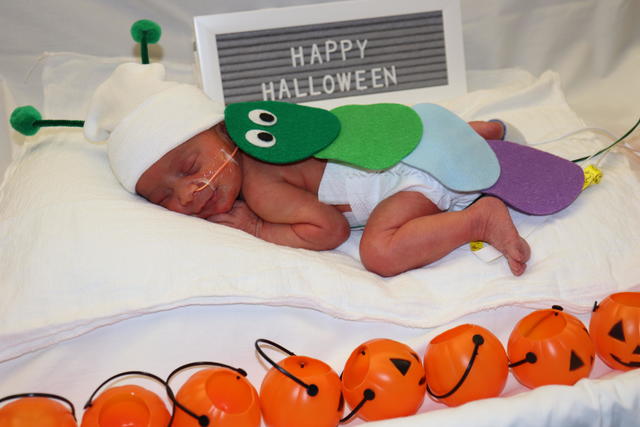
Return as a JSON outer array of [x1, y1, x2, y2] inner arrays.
[[250, 179, 350, 250], [206, 200, 262, 236], [219, 179, 350, 251]]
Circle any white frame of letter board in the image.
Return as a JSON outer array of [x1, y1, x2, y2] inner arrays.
[[194, 0, 466, 109]]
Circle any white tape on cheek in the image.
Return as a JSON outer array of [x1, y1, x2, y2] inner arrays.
[[222, 147, 239, 164], [195, 175, 215, 193]]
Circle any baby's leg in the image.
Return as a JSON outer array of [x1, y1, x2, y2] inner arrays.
[[359, 192, 530, 277]]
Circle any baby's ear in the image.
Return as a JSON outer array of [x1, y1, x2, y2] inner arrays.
[[213, 121, 234, 143]]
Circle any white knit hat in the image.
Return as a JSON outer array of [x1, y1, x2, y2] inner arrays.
[[83, 62, 225, 193]]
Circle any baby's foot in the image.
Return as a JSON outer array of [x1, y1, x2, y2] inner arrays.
[[468, 121, 505, 140], [470, 196, 531, 276]]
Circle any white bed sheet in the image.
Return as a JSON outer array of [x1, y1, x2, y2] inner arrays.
[[1, 1, 640, 426]]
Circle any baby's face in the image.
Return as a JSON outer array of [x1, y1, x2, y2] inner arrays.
[[136, 123, 242, 219]]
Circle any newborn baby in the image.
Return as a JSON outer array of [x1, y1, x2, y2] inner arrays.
[[9, 61, 530, 277], [135, 120, 530, 277]]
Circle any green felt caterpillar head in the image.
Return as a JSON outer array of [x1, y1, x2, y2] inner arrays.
[[224, 101, 340, 164]]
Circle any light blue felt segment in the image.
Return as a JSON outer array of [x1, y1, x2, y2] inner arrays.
[[402, 103, 500, 192]]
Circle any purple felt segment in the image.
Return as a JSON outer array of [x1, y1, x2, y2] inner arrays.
[[482, 140, 584, 215]]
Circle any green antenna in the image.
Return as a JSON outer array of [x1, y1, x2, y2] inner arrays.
[[130, 19, 162, 64], [572, 115, 640, 163], [10, 106, 83, 136]]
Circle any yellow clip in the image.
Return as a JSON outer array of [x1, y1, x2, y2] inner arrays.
[[582, 164, 603, 190], [470, 241, 484, 251]]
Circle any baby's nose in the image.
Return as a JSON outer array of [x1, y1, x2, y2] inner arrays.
[[176, 181, 197, 206]]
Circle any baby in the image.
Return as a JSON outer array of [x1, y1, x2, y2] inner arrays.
[[135, 120, 530, 277], [15, 61, 527, 277]]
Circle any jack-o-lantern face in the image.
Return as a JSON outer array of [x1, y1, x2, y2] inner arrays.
[[81, 385, 170, 427], [590, 292, 640, 371], [172, 367, 261, 427], [260, 355, 343, 427], [423, 324, 508, 407], [341, 338, 426, 421], [508, 306, 595, 389], [0, 396, 77, 427]]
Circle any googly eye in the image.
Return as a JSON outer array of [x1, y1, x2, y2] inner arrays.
[[245, 129, 276, 148], [248, 109, 277, 126]]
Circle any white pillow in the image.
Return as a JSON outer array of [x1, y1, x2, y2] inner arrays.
[[1, 53, 639, 362]]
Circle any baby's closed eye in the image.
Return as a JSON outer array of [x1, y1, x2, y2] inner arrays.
[[181, 153, 199, 175]]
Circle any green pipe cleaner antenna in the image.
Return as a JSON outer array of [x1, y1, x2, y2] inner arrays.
[[572, 115, 640, 163], [10, 106, 83, 136], [130, 20, 162, 64]]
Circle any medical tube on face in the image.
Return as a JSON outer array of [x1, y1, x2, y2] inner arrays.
[[194, 146, 239, 192]]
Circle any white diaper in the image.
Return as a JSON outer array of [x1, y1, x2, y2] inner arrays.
[[318, 162, 480, 227]]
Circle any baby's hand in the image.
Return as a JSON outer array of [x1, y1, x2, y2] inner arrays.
[[206, 200, 261, 236]]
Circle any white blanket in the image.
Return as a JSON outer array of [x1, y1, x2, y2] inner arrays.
[[1, 54, 639, 363]]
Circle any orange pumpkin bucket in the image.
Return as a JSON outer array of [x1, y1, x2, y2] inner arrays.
[[341, 338, 426, 421], [423, 324, 508, 406], [167, 361, 261, 427], [256, 339, 343, 427], [508, 306, 595, 388], [80, 371, 170, 427], [0, 393, 77, 427], [590, 292, 640, 371]]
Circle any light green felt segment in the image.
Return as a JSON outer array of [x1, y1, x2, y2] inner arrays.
[[314, 104, 422, 170], [10, 106, 42, 136], [225, 101, 340, 164]]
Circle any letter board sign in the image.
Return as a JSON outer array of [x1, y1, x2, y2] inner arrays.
[[194, 0, 466, 108]]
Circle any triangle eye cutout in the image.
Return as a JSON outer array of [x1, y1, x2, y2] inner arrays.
[[608, 320, 626, 342], [390, 358, 411, 376], [569, 351, 585, 371], [633, 345, 640, 355]]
